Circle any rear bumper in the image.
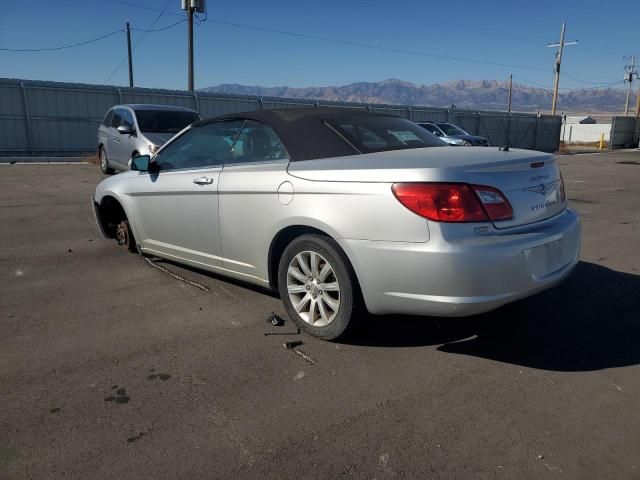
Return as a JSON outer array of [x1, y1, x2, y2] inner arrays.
[[339, 208, 581, 317]]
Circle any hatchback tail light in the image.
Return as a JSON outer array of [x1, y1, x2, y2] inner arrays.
[[392, 183, 513, 223]]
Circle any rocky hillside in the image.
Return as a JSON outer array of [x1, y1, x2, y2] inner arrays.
[[201, 78, 627, 113]]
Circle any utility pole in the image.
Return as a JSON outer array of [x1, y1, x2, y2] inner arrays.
[[126, 22, 134, 88], [507, 74, 513, 113], [635, 83, 640, 118], [187, 4, 194, 91], [182, 0, 205, 91], [623, 55, 637, 116], [547, 21, 578, 116]]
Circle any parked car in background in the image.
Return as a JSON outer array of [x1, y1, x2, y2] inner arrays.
[[98, 104, 200, 174], [93, 108, 579, 341], [418, 122, 489, 146]]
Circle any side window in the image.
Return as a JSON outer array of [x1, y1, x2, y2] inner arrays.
[[102, 110, 114, 127], [110, 109, 123, 128], [120, 109, 135, 129], [229, 120, 288, 164], [153, 120, 244, 171]]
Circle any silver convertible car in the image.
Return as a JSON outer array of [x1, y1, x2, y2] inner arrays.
[[92, 108, 580, 340]]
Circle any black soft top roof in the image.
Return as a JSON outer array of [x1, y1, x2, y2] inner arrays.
[[194, 107, 399, 161]]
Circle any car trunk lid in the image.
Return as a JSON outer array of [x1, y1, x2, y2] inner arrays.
[[287, 147, 566, 228]]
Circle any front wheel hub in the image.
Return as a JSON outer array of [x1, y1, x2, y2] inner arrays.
[[116, 221, 130, 247]]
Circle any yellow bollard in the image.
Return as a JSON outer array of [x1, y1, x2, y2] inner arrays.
[[599, 132, 604, 150]]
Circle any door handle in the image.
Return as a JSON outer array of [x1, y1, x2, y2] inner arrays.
[[193, 176, 214, 185]]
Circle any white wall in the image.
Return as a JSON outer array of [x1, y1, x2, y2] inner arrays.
[[561, 123, 611, 143]]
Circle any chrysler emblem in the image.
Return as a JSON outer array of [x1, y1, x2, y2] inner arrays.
[[523, 181, 554, 195]]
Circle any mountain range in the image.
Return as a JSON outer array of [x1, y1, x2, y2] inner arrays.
[[201, 79, 629, 114]]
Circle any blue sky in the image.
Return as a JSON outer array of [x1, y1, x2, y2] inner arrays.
[[0, 0, 635, 91]]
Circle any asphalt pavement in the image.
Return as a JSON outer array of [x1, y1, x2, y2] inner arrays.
[[1, 150, 639, 479]]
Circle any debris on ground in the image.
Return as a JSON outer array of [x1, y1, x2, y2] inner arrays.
[[283, 341, 304, 350], [294, 349, 316, 365], [293, 371, 305, 381], [266, 312, 285, 326], [142, 257, 210, 292], [537, 454, 544, 460]]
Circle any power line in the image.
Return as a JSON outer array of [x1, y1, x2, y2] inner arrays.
[[204, 19, 551, 73], [131, 19, 186, 33], [103, 0, 174, 85], [105, 0, 183, 17], [0, 29, 123, 52], [513, 74, 623, 90], [563, 73, 620, 86], [101, 0, 557, 73], [472, 80, 507, 104], [104, 0, 626, 87]]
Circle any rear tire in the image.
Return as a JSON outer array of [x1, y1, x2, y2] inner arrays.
[[278, 234, 359, 341], [99, 147, 114, 175]]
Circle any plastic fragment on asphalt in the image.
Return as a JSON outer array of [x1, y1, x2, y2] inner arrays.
[[267, 312, 285, 326]]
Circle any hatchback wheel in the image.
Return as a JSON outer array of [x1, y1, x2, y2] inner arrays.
[[99, 147, 114, 175], [278, 234, 359, 340]]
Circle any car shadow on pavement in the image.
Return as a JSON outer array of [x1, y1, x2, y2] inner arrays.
[[350, 262, 640, 372]]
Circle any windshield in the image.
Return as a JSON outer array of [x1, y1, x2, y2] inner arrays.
[[327, 116, 446, 154], [136, 110, 200, 134], [436, 123, 468, 136]]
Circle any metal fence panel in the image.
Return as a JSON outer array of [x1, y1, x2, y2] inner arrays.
[[0, 78, 562, 155], [30, 117, 99, 152], [120, 91, 196, 110], [610, 116, 640, 149], [0, 118, 28, 152], [0, 84, 25, 116], [197, 96, 260, 117]]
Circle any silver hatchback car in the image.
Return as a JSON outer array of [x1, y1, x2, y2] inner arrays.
[[97, 104, 200, 174], [93, 108, 580, 340]]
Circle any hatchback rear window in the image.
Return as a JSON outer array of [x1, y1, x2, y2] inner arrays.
[[136, 110, 200, 134], [326, 116, 446, 153]]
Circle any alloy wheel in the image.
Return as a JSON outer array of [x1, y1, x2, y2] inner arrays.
[[286, 251, 340, 327]]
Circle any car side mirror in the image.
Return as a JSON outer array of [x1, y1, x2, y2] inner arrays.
[[130, 155, 151, 172], [117, 125, 135, 136]]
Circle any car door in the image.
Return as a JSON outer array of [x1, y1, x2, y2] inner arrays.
[[118, 108, 137, 166], [98, 109, 114, 152], [108, 108, 127, 168], [218, 120, 290, 283], [128, 120, 245, 269], [110, 108, 136, 169]]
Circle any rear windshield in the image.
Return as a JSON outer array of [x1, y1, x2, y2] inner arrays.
[[326, 116, 446, 153], [136, 110, 200, 134]]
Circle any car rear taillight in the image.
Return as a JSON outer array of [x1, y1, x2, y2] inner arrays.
[[470, 185, 513, 221], [392, 183, 513, 223]]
